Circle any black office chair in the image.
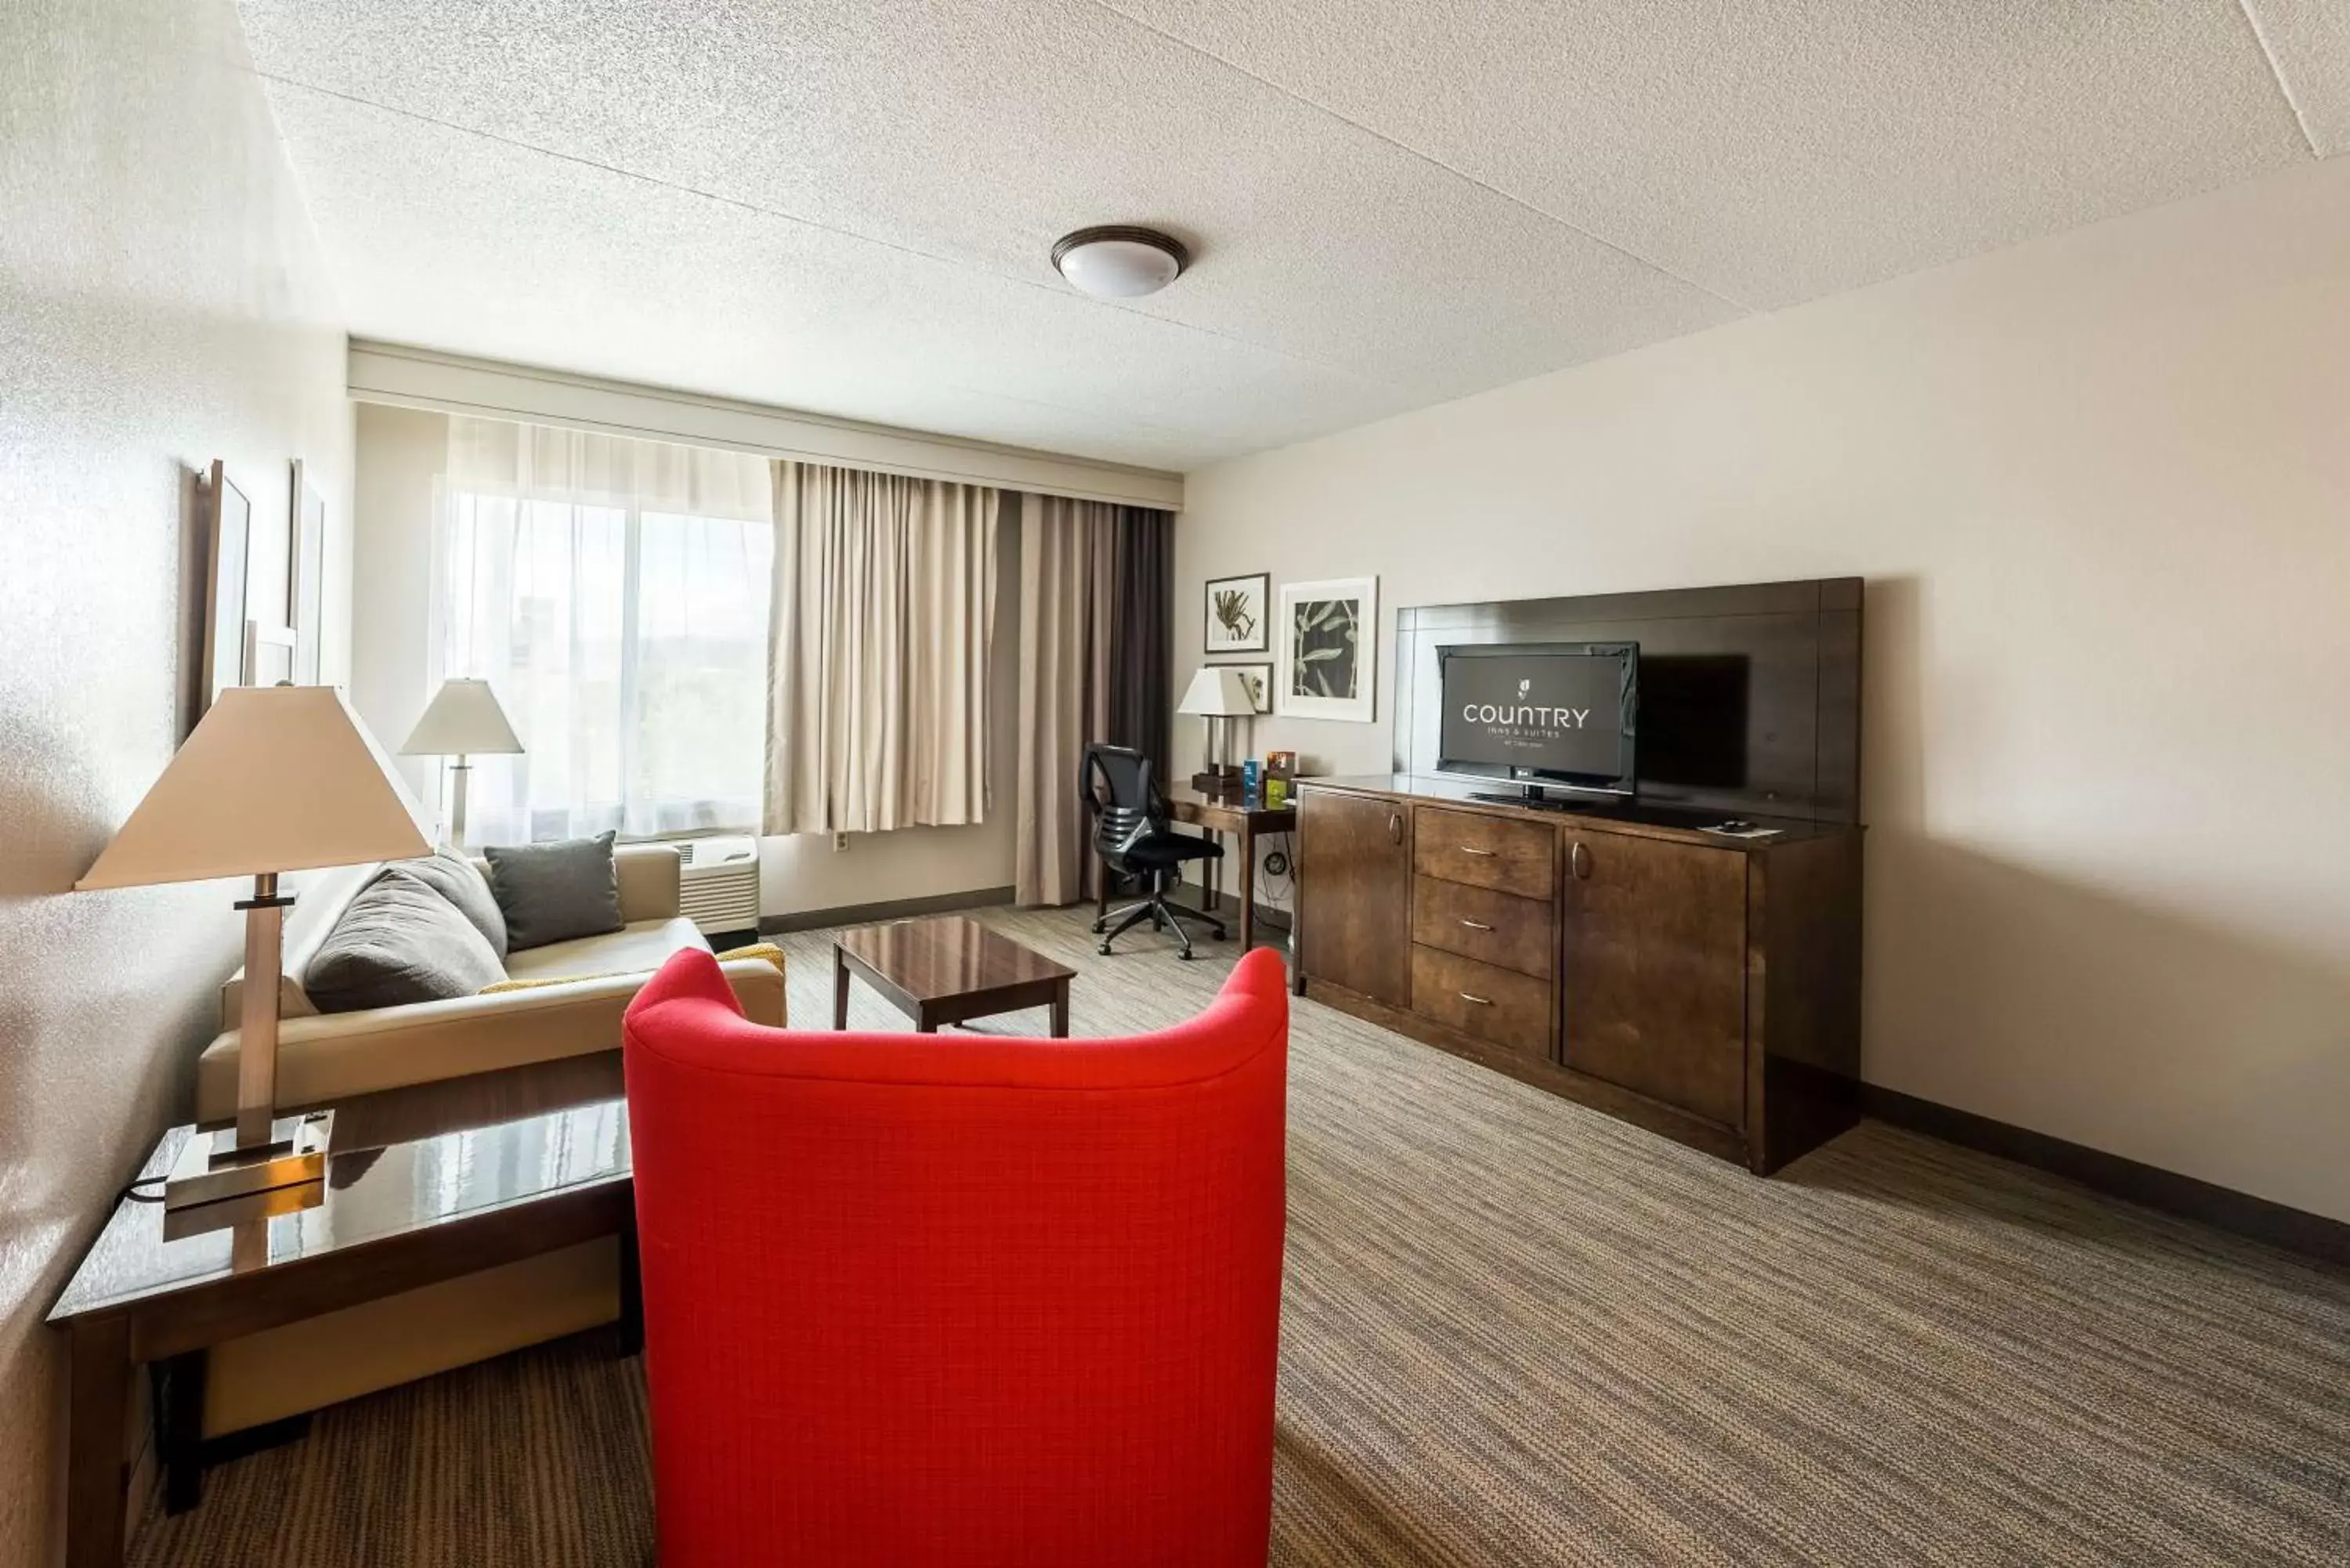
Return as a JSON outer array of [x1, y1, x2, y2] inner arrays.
[[1081, 743, 1224, 959]]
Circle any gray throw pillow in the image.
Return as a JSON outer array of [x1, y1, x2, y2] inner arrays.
[[484, 832, 625, 952], [392, 843, 508, 957], [304, 866, 506, 1013]]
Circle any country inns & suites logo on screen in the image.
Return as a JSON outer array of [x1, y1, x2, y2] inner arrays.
[[1460, 674, 1593, 743]]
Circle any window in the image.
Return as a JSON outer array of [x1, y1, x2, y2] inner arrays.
[[432, 419, 773, 843]]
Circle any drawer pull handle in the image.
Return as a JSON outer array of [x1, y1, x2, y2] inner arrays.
[[1459, 919, 1493, 932], [1459, 991, 1493, 1006], [1458, 845, 1495, 857]]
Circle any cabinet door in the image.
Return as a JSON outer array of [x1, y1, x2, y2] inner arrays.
[[1561, 830, 1748, 1129], [1298, 789, 1412, 1009]]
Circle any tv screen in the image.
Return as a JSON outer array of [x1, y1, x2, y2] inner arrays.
[[1437, 641, 1637, 793]]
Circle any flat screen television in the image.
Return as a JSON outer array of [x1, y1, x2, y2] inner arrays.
[[1436, 641, 1638, 798]]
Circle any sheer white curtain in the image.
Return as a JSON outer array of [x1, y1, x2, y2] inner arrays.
[[432, 417, 774, 843]]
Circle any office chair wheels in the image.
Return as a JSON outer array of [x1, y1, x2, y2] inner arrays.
[[1097, 941, 1114, 956], [1177, 948, 1195, 960], [1090, 919, 1106, 934]]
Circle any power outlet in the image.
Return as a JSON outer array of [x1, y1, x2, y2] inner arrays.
[[832, 831, 850, 852]]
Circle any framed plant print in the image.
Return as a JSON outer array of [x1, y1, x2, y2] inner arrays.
[[289, 459, 327, 684], [244, 620, 298, 686], [199, 460, 251, 716], [1275, 576, 1376, 722], [1204, 571, 1269, 654], [1227, 663, 1273, 714]]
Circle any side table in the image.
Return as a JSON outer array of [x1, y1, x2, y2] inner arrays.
[[48, 1100, 639, 1568]]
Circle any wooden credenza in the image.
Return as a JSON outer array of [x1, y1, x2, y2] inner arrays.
[[1297, 776, 1863, 1174]]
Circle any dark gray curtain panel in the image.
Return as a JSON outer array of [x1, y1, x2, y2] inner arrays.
[[1014, 497, 1175, 905]]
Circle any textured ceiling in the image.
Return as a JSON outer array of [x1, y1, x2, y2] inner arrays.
[[238, 1, 2341, 470], [2243, 0, 2350, 155]]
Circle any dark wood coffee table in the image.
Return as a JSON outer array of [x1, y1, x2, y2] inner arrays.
[[833, 916, 1076, 1036]]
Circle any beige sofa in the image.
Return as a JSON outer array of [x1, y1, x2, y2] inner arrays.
[[192, 844, 784, 1438]]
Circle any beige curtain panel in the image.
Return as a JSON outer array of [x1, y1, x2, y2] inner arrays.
[[1013, 495, 1115, 907], [765, 461, 998, 834]]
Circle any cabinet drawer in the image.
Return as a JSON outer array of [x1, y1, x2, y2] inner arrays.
[[1412, 807, 1556, 899], [1412, 876, 1555, 980], [1412, 945, 1553, 1059]]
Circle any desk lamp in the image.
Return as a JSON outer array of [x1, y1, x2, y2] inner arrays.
[[77, 687, 431, 1208]]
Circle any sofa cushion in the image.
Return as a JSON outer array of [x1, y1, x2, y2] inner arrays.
[[220, 861, 378, 1027], [711, 940, 786, 976], [303, 866, 506, 1013], [498, 916, 710, 985], [485, 833, 624, 952], [392, 844, 508, 957]]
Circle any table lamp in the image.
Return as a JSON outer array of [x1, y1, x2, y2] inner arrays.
[[398, 677, 523, 847], [77, 686, 432, 1209], [1178, 667, 1257, 791]]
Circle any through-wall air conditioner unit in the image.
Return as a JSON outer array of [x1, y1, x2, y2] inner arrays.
[[664, 834, 760, 938]]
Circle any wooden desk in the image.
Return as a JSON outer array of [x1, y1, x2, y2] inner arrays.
[[49, 1102, 640, 1568], [1162, 786, 1296, 952]]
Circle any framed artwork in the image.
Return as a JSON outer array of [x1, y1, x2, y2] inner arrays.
[[1275, 576, 1376, 723], [199, 461, 251, 714], [1227, 663, 1273, 714], [244, 621, 297, 686], [1204, 571, 1269, 654], [289, 459, 327, 684]]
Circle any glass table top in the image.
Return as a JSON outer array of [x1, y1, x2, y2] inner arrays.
[[835, 914, 1076, 1003], [50, 1097, 630, 1322]]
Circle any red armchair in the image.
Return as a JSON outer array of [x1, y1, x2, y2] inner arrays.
[[622, 945, 1289, 1568]]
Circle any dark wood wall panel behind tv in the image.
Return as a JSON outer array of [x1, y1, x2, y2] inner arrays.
[[1394, 578, 1862, 824]]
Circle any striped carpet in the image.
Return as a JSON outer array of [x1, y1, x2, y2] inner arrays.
[[131, 907, 2350, 1566]]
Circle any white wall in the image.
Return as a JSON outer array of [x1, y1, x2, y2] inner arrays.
[[0, 1, 353, 1560], [349, 406, 1019, 920], [1175, 157, 2350, 1223]]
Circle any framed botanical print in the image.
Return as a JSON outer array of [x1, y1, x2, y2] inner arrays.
[[1275, 576, 1376, 722], [289, 459, 327, 684], [199, 460, 251, 717], [1227, 663, 1273, 714], [244, 620, 298, 687], [1204, 571, 1269, 654]]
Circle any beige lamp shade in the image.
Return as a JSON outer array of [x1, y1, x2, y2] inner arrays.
[[77, 686, 432, 889], [1178, 667, 1257, 718], [400, 677, 524, 756]]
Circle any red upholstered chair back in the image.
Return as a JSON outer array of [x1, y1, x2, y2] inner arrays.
[[622, 945, 1290, 1568]]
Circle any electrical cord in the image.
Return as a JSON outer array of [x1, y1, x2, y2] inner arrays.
[[1255, 830, 1296, 908]]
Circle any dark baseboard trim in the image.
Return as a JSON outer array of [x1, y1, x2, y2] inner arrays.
[[1863, 1085, 2350, 1269], [197, 1411, 313, 1468], [758, 885, 1014, 935]]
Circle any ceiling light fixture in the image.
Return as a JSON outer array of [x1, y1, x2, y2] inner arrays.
[[1050, 226, 1189, 298]]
